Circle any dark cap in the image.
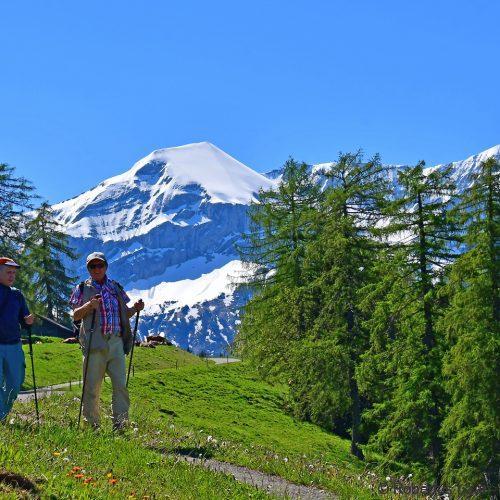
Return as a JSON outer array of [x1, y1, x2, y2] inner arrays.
[[86, 252, 108, 267]]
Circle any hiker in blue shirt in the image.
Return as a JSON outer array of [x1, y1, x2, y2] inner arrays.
[[0, 257, 34, 422]]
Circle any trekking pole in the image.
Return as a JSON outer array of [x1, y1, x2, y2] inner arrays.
[[26, 325, 40, 424], [77, 295, 100, 428], [126, 307, 141, 388]]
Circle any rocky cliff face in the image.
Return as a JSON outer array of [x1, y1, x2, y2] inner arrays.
[[53, 142, 499, 354]]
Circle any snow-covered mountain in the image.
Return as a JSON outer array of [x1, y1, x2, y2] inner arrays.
[[53, 142, 499, 354], [276, 145, 500, 196], [430, 144, 500, 192], [53, 142, 274, 354]]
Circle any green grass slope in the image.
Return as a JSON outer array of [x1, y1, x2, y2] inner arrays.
[[22, 340, 203, 389], [125, 363, 380, 498], [0, 421, 271, 499], [4, 347, 391, 498]]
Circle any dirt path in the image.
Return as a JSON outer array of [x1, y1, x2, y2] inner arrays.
[[17, 383, 72, 402], [210, 357, 241, 365], [18, 377, 108, 402], [175, 455, 335, 499]]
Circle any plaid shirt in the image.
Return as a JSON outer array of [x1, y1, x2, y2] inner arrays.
[[70, 277, 130, 336]]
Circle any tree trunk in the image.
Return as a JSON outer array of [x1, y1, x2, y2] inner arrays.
[[416, 191, 442, 478], [349, 374, 364, 459], [416, 192, 434, 350]]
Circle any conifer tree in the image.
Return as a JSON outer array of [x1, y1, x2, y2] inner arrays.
[[358, 161, 457, 477], [356, 247, 407, 406], [236, 158, 321, 377], [294, 151, 389, 459], [240, 158, 321, 290], [0, 163, 36, 255], [439, 157, 499, 493], [22, 202, 78, 323]]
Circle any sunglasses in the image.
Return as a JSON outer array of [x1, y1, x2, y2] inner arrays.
[[88, 263, 106, 270]]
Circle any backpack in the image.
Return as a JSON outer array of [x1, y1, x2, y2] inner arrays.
[[72, 282, 85, 338]]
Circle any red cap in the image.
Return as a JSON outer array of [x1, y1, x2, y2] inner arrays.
[[0, 257, 21, 268]]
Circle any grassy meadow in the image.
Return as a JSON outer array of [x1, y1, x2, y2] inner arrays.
[[0, 339, 419, 498], [21, 339, 203, 389]]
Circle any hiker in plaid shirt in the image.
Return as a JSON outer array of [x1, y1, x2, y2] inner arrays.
[[70, 276, 130, 336], [71, 252, 144, 429]]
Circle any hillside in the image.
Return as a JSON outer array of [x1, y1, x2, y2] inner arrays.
[[3, 344, 397, 499], [21, 339, 203, 389]]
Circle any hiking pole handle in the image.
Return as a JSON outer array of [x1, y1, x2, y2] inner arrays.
[[27, 324, 40, 424], [77, 294, 100, 428], [126, 309, 140, 388]]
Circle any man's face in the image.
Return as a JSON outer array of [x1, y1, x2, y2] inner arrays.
[[87, 259, 107, 282], [0, 265, 17, 287]]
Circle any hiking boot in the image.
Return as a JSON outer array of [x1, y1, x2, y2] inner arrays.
[[112, 420, 129, 433]]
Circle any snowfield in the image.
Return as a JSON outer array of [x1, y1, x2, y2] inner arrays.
[[53, 142, 275, 242], [127, 259, 246, 314]]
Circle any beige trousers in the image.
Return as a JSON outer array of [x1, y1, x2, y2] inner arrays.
[[82, 335, 130, 427]]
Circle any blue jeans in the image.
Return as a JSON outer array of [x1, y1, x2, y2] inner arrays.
[[0, 343, 25, 421]]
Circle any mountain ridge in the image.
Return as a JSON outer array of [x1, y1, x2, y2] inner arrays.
[[53, 142, 275, 242], [53, 143, 499, 354]]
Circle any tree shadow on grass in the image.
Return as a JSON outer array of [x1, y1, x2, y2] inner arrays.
[[148, 444, 214, 459], [0, 471, 38, 495]]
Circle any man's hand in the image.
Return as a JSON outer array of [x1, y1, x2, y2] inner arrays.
[[73, 294, 101, 322], [88, 295, 102, 310], [24, 314, 35, 325], [134, 299, 145, 313], [127, 299, 144, 319]]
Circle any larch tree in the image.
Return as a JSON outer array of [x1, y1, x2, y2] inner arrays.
[[439, 157, 499, 494], [358, 161, 457, 478], [294, 151, 389, 459], [0, 163, 36, 256], [236, 158, 322, 378]]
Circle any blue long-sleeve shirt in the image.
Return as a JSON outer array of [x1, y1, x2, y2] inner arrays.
[[0, 284, 30, 344]]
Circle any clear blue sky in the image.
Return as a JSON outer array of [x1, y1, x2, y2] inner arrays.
[[1, 0, 498, 204]]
